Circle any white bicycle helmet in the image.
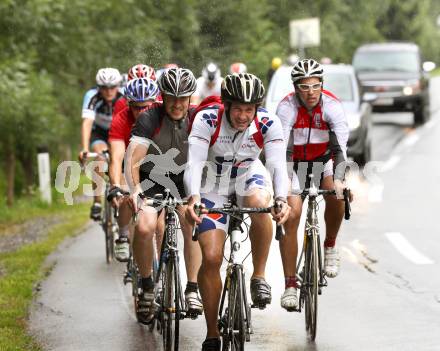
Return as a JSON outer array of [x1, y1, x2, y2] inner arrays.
[[202, 62, 221, 82], [290, 59, 323, 84], [96, 68, 122, 87], [158, 68, 197, 97]]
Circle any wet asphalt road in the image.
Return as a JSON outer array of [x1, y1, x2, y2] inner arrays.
[[30, 79, 440, 350]]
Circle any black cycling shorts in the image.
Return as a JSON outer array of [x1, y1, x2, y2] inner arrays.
[[139, 172, 186, 200], [90, 125, 109, 147]]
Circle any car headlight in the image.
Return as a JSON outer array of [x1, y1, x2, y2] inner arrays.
[[403, 80, 421, 95]]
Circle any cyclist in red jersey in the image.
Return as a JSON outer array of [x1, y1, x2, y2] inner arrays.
[[107, 77, 159, 262], [113, 64, 158, 118], [276, 59, 350, 311]]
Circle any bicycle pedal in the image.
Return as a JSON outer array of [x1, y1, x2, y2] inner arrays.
[[186, 309, 202, 319]]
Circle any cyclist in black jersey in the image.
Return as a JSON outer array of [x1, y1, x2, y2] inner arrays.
[[126, 68, 203, 323]]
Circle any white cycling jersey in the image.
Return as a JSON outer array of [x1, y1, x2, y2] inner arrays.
[[193, 77, 223, 100], [276, 90, 349, 190], [184, 105, 288, 199]]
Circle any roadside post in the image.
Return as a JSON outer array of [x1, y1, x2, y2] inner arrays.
[[289, 17, 320, 59], [37, 146, 52, 204]]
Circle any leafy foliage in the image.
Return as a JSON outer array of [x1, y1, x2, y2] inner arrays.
[[1, 0, 440, 203]]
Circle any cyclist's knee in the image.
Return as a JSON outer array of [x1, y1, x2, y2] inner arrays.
[[243, 189, 271, 208], [201, 247, 223, 271], [136, 213, 157, 240]]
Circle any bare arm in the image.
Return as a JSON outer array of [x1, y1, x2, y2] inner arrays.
[[81, 118, 94, 152], [109, 140, 126, 187]]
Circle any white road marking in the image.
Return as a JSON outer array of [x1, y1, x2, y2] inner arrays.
[[385, 232, 434, 265], [379, 155, 401, 173]]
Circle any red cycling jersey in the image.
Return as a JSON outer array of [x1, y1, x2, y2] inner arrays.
[[108, 106, 135, 148]]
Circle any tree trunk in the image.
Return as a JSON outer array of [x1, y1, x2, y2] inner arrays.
[[19, 150, 34, 195]]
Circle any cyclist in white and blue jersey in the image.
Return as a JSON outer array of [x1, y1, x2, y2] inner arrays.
[[79, 67, 123, 220]]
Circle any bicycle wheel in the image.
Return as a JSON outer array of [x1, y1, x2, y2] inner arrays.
[[103, 197, 113, 264], [223, 267, 245, 351], [304, 231, 319, 341], [161, 255, 180, 351]]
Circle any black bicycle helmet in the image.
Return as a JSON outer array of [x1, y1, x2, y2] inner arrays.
[[221, 73, 265, 104], [158, 68, 197, 97]]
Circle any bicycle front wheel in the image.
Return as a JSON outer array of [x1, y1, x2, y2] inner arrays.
[[161, 256, 180, 351], [223, 266, 245, 351], [103, 198, 114, 264], [304, 230, 319, 341]]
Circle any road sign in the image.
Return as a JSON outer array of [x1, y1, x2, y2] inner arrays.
[[289, 17, 320, 49]]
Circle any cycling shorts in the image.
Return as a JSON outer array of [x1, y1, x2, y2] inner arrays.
[[198, 160, 271, 234], [90, 125, 109, 148], [290, 159, 333, 194]]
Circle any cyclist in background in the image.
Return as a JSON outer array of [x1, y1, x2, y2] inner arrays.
[[185, 73, 290, 351], [276, 59, 349, 311], [79, 67, 123, 220], [126, 68, 203, 323], [191, 62, 222, 105], [107, 77, 159, 262], [229, 62, 247, 74], [113, 64, 157, 118], [267, 57, 282, 84]]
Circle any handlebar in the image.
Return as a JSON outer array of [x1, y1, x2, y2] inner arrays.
[[192, 203, 284, 241], [82, 150, 110, 161], [300, 187, 351, 221]]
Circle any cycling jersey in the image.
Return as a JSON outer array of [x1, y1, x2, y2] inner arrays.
[[108, 105, 135, 148], [130, 102, 195, 180], [193, 77, 222, 100], [276, 90, 349, 190], [81, 88, 123, 130], [185, 105, 288, 200]]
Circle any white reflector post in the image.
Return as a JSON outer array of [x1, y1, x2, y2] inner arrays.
[[38, 152, 52, 204]]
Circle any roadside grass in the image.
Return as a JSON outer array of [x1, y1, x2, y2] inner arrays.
[[0, 174, 92, 233], [0, 203, 89, 351]]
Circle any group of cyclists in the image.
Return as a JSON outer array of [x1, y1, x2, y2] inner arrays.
[[79, 58, 350, 351]]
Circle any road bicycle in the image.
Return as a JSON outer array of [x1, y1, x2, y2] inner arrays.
[[195, 196, 283, 351], [84, 151, 118, 264], [292, 175, 351, 341], [128, 190, 195, 351]]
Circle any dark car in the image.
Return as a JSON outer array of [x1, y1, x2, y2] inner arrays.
[[352, 42, 435, 125]]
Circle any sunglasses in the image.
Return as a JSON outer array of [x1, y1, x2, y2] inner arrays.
[[296, 82, 322, 92], [129, 103, 149, 111]]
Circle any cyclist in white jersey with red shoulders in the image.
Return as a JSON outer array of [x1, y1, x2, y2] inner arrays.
[[185, 73, 290, 351], [276, 59, 349, 311]]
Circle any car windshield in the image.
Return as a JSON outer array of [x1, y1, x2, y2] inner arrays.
[[323, 73, 354, 101], [353, 50, 419, 73]]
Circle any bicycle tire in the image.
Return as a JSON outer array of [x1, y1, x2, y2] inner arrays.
[[103, 196, 113, 264], [304, 231, 319, 340], [162, 256, 179, 351], [241, 269, 252, 342], [222, 267, 245, 351], [233, 267, 246, 351]]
